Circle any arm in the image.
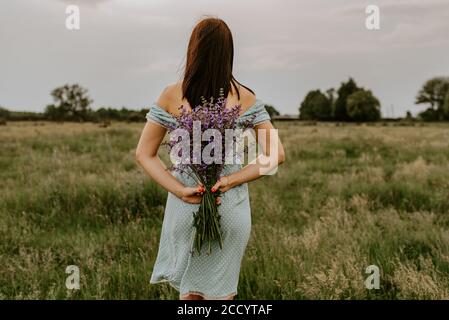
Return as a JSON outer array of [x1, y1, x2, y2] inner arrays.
[[135, 121, 204, 204], [211, 120, 285, 193]]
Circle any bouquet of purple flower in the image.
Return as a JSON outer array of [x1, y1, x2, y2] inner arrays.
[[164, 88, 254, 255]]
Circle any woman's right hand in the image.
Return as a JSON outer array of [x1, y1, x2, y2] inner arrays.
[[178, 185, 205, 204]]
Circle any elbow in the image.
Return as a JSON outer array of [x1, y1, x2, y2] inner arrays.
[[277, 148, 285, 165], [135, 148, 145, 165], [136, 148, 156, 165], [278, 152, 285, 165]]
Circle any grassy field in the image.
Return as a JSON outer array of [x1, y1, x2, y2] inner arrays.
[[1, 121, 449, 299]]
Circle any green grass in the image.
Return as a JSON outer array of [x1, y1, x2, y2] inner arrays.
[[1, 121, 449, 299]]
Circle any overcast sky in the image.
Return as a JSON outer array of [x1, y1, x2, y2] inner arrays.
[[1, 0, 448, 116]]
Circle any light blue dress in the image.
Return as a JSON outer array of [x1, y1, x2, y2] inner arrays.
[[146, 99, 271, 299]]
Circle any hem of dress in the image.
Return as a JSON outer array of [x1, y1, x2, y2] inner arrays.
[[150, 278, 181, 291], [179, 291, 237, 300], [150, 277, 237, 300]]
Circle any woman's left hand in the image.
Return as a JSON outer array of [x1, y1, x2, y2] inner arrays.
[[211, 176, 234, 194]]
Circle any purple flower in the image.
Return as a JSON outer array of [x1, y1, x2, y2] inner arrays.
[[162, 89, 255, 255]]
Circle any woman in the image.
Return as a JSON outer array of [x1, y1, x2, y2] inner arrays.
[[136, 16, 285, 300]]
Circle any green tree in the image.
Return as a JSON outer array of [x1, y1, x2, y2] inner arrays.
[[94, 106, 149, 122], [299, 90, 332, 120], [405, 111, 414, 121], [45, 84, 93, 121], [418, 108, 440, 121], [326, 88, 335, 110], [443, 91, 449, 120], [265, 104, 280, 118], [334, 78, 360, 121], [346, 89, 381, 122], [416, 77, 449, 121], [0, 106, 10, 119], [416, 77, 449, 113], [44, 104, 65, 121]]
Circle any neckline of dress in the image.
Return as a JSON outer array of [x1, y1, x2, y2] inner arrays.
[[152, 98, 262, 120]]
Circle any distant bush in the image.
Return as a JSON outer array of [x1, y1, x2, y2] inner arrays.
[[265, 105, 280, 118], [4, 107, 147, 123], [299, 90, 332, 121], [9, 111, 46, 121], [418, 108, 440, 122], [94, 107, 147, 122], [45, 84, 93, 122], [346, 89, 381, 122], [416, 77, 449, 121], [404, 111, 415, 121], [0, 106, 10, 119], [299, 78, 382, 122], [334, 78, 360, 121]]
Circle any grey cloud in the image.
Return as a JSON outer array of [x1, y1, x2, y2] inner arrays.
[[58, 0, 112, 7], [339, 0, 449, 17], [381, 21, 449, 47], [1, 0, 448, 117]]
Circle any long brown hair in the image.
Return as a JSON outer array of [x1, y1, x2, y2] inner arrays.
[[182, 16, 254, 108]]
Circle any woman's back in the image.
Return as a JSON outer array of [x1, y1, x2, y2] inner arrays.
[[156, 82, 257, 117], [136, 16, 285, 300]]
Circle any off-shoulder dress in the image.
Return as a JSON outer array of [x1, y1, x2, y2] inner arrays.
[[146, 99, 271, 299]]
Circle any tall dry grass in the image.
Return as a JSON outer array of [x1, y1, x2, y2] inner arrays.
[[1, 121, 449, 299]]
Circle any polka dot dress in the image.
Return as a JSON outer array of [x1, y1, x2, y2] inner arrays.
[[146, 99, 271, 299]]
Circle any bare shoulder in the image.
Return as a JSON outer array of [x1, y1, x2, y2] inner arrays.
[[155, 82, 182, 112], [236, 84, 257, 112], [156, 82, 256, 112]]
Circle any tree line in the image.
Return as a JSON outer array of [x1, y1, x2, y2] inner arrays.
[[1, 77, 448, 124], [299, 78, 381, 122], [414, 77, 449, 121], [0, 84, 280, 124], [299, 76, 449, 122], [0, 84, 148, 123]]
